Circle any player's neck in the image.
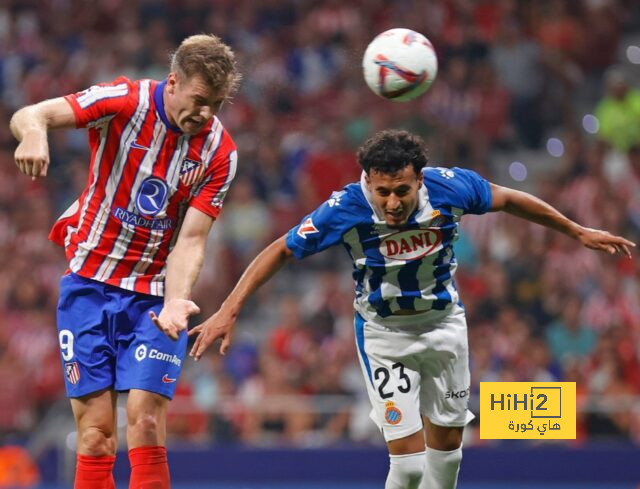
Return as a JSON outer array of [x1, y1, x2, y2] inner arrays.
[[162, 88, 178, 127]]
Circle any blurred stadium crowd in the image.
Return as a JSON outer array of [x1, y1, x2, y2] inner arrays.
[[1, 0, 640, 459]]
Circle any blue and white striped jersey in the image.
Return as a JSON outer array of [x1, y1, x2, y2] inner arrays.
[[286, 166, 492, 325]]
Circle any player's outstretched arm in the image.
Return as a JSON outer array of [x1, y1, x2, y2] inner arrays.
[[150, 207, 213, 340], [490, 183, 636, 258], [10, 97, 76, 179], [189, 235, 295, 359]]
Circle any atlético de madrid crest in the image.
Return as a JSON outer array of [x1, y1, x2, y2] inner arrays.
[[65, 362, 80, 385], [180, 158, 205, 186]]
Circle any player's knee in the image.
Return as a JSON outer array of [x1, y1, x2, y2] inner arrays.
[[78, 426, 116, 456], [396, 457, 424, 483], [438, 438, 462, 452], [128, 412, 160, 439], [387, 452, 426, 489], [429, 432, 462, 452], [424, 421, 463, 451]]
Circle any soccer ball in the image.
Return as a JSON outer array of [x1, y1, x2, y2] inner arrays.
[[362, 28, 438, 102]]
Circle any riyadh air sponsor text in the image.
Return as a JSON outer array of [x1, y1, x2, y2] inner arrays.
[[113, 207, 174, 230]]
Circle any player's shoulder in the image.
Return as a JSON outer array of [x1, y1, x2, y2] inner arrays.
[[100, 76, 137, 91], [338, 182, 365, 203], [329, 181, 371, 213], [423, 165, 485, 186], [116, 76, 136, 86], [423, 166, 459, 191], [287, 183, 365, 256], [123, 77, 176, 98], [75, 76, 135, 98], [423, 165, 483, 201], [424, 165, 466, 180], [211, 115, 232, 137], [312, 182, 369, 223], [204, 115, 237, 153]]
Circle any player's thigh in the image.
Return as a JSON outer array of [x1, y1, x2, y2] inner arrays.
[[115, 298, 187, 400], [70, 388, 118, 429], [354, 313, 423, 442], [419, 306, 474, 428]]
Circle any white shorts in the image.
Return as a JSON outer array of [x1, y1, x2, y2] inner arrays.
[[354, 304, 475, 441]]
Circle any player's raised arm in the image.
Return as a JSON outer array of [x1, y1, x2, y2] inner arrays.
[[489, 183, 636, 257], [10, 97, 76, 179], [189, 235, 295, 359]]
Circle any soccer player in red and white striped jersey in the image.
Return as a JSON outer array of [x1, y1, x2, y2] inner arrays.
[[11, 34, 241, 489]]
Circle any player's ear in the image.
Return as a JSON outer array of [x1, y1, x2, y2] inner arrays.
[[417, 168, 424, 185], [364, 173, 372, 190], [166, 72, 178, 94]]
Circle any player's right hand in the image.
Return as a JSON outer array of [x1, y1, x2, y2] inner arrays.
[[14, 131, 50, 179], [188, 309, 236, 360], [149, 298, 201, 341]]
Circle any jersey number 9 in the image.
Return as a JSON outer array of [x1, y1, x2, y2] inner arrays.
[[59, 330, 75, 361]]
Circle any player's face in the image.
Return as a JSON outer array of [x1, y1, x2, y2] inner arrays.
[[365, 165, 423, 228], [165, 72, 225, 135]]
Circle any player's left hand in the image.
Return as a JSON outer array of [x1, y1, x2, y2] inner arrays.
[[577, 227, 636, 258], [149, 298, 201, 341]]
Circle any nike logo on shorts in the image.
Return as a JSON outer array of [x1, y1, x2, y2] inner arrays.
[[162, 374, 177, 383]]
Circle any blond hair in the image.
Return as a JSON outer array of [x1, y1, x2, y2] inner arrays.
[[170, 34, 241, 99]]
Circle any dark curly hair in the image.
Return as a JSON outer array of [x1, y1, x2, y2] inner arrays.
[[357, 129, 429, 175]]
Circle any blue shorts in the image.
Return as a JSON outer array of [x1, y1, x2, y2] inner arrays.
[[56, 273, 187, 399]]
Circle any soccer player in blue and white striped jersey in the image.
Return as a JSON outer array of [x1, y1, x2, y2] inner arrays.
[[181, 129, 634, 489]]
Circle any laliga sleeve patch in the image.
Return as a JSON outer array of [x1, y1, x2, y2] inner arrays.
[[296, 217, 319, 239], [385, 401, 403, 425]]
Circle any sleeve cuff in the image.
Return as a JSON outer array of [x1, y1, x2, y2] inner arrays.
[[188, 199, 221, 220]]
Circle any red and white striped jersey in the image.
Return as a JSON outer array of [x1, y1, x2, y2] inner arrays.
[[49, 77, 237, 296]]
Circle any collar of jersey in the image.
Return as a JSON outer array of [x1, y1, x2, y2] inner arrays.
[[359, 170, 428, 224], [154, 79, 182, 133]]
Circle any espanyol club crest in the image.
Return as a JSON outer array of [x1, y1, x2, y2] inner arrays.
[[384, 401, 402, 425], [136, 177, 168, 217], [380, 228, 443, 261], [180, 158, 205, 186]]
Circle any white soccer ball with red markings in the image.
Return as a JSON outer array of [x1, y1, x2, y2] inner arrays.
[[362, 28, 438, 102]]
